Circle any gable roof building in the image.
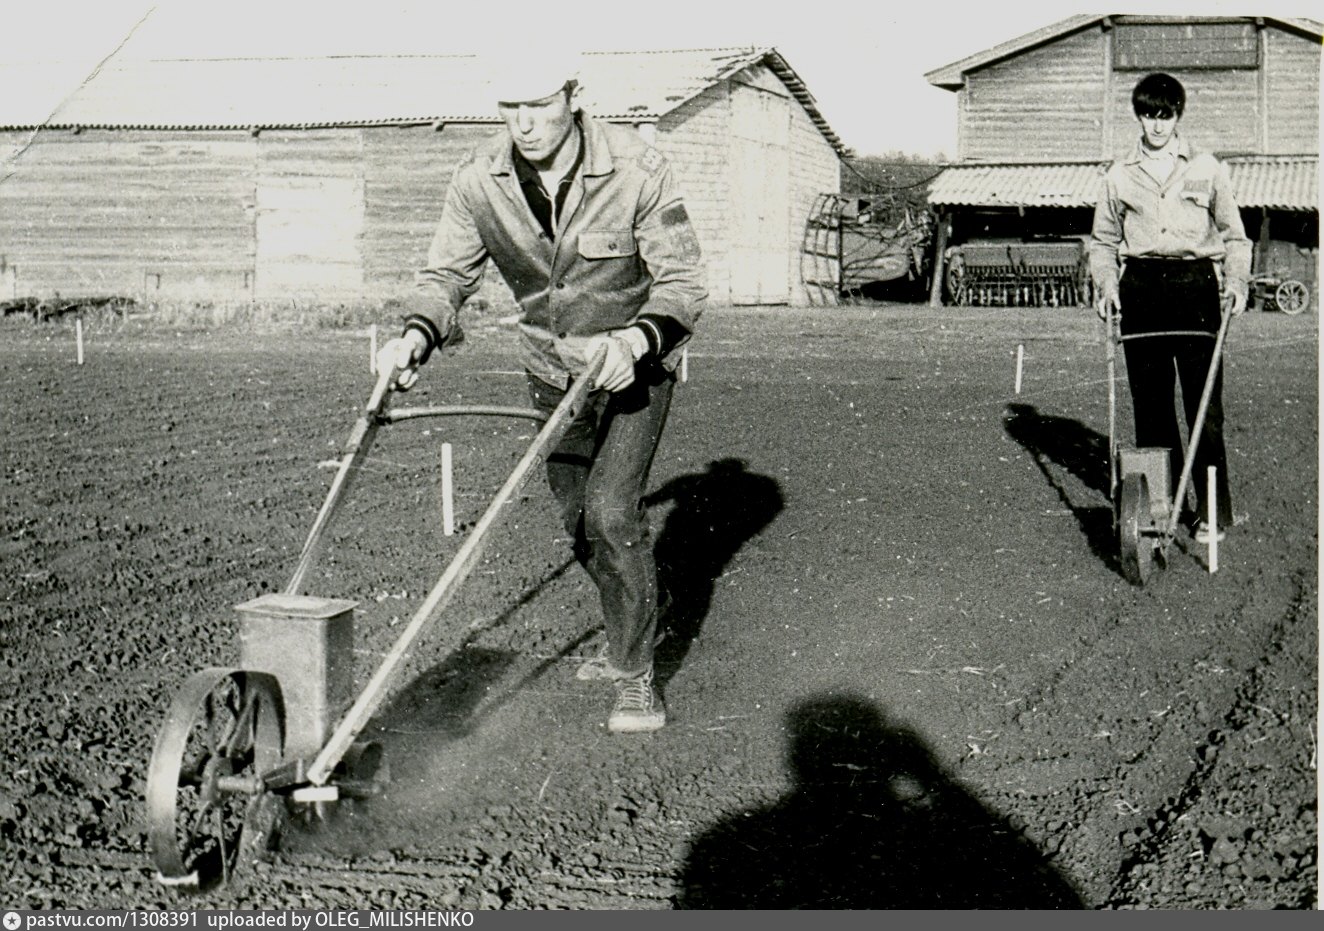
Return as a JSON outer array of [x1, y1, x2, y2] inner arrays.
[[920, 15, 1320, 306], [1, 48, 844, 306]]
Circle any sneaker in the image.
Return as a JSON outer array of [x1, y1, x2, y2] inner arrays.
[[608, 669, 665, 733]]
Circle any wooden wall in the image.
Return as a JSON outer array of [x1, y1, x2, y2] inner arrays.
[[960, 27, 1106, 162], [0, 130, 255, 300], [1265, 27, 1320, 154], [361, 124, 497, 295], [1, 68, 843, 308], [957, 20, 1320, 163], [1106, 67, 1259, 159]]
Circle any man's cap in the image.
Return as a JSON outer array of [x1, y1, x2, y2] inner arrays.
[[484, 48, 583, 105]]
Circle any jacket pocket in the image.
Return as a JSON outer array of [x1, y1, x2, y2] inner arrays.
[[577, 230, 637, 259]]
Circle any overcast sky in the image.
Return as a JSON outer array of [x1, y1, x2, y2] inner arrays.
[[4, 0, 1317, 158]]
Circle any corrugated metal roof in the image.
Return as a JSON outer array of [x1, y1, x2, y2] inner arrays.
[[928, 163, 1107, 208], [926, 15, 1324, 89], [0, 47, 847, 153], [1227, 156, 1320, 211], [928, 157, 1318, 211]]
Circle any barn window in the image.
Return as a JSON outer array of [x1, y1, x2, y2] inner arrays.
[[1113, 21, 1259, 70]]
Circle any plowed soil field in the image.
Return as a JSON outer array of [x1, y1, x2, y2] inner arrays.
[[1, 304, 1317, 909]]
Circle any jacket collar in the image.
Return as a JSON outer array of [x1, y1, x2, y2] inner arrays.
[[1124, 131, 1193, 166], [488, 112, 615, 179]]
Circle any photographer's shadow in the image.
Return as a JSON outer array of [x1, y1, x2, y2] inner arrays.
[[1003, 403, 1118, 571], [647, 458, 784, 686], [678, 694, 1084, 908]]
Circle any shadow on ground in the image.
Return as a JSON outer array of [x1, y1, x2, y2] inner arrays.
[[1003, 402, 1121, 576], [647, 458, 784, 687], [677, 693, 1085, 908]]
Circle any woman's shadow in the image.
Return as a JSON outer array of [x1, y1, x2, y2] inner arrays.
[[647, 458, 784, 686], [678, 694, 1085, 908], [1003, 402, 1120, 573]]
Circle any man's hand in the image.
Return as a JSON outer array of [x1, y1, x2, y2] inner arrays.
[[583, 328, 646, 392], [376, 330, 429, 391], [1096, 287, 1121, 322], [1222, 287, 1247, 317]]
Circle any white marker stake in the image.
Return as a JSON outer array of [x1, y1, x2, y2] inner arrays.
[[1207, 466, 1218, 573], [76, 319, 84, 365], [369, 324, 378, 374], [680, 347, 689, 383], [1014, 344, 1024, 394], [441, 442, 455, 536]]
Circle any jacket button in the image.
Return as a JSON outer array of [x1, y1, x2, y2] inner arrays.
[[557, 332, 568, 339], [556, 282, 566, 290]]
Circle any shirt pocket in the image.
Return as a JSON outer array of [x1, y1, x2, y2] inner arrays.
[[577, 229, 637, 260], [1179, 179, 1212, 210]]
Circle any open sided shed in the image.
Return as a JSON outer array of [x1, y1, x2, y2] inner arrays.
[[0, 48, 844, 308]]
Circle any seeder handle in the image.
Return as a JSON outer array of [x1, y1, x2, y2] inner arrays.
[[284, 364, 401, 596], [304, 349, 608, 786], [1163, 310, 1234, 540], [1104, 303, 1117, 502]]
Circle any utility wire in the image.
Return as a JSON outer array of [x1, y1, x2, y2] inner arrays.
[[1, 5, 158, 187], [840, 156, 951, 193]]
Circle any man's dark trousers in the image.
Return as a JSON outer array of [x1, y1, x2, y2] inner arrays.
[[1118, 257, 1233, 526], [527, 364, 674, 676]]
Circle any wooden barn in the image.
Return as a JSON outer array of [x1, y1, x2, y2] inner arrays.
[[922, 15, 1320, 308], [0, 48, 845, 309]]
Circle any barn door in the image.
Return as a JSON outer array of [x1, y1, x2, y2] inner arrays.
[[730, 83, 791, 305], [254, 132, 365, 299]]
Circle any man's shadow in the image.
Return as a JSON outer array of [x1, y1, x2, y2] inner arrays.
[[677, 694, 1084, 908], [1002, 403, 1119, 573], [647, 458, 784, 686]]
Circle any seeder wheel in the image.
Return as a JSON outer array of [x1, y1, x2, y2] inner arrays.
[[1117, 474, 1158, 586], [147, 668, 285, 889]]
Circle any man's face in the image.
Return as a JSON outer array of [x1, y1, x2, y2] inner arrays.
[[499, 87, 577, 166], [1138, 112, 1179, 150]]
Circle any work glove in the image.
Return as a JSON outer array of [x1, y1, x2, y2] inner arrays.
[[582, 329, 643, 392], [376, 330, 429, 392]]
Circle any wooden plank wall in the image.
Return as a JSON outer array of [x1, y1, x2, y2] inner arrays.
[[961, 27, 1107, 162], [1265, 28, 1320, 154], [361, 124, 499, 298], [960, 22, 1318, 163], [1106, 67, 1259, 158], [0, 129, 255, 300], [1, 79, 849, 310]]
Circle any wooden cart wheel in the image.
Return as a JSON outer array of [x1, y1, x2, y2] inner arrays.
[[1118, 474, 1156, 586], [146, 668, 285, 889], [1274, 279, 1309, 315]]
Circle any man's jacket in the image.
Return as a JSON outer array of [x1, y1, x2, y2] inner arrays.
[[409, 113, 707, 387]]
